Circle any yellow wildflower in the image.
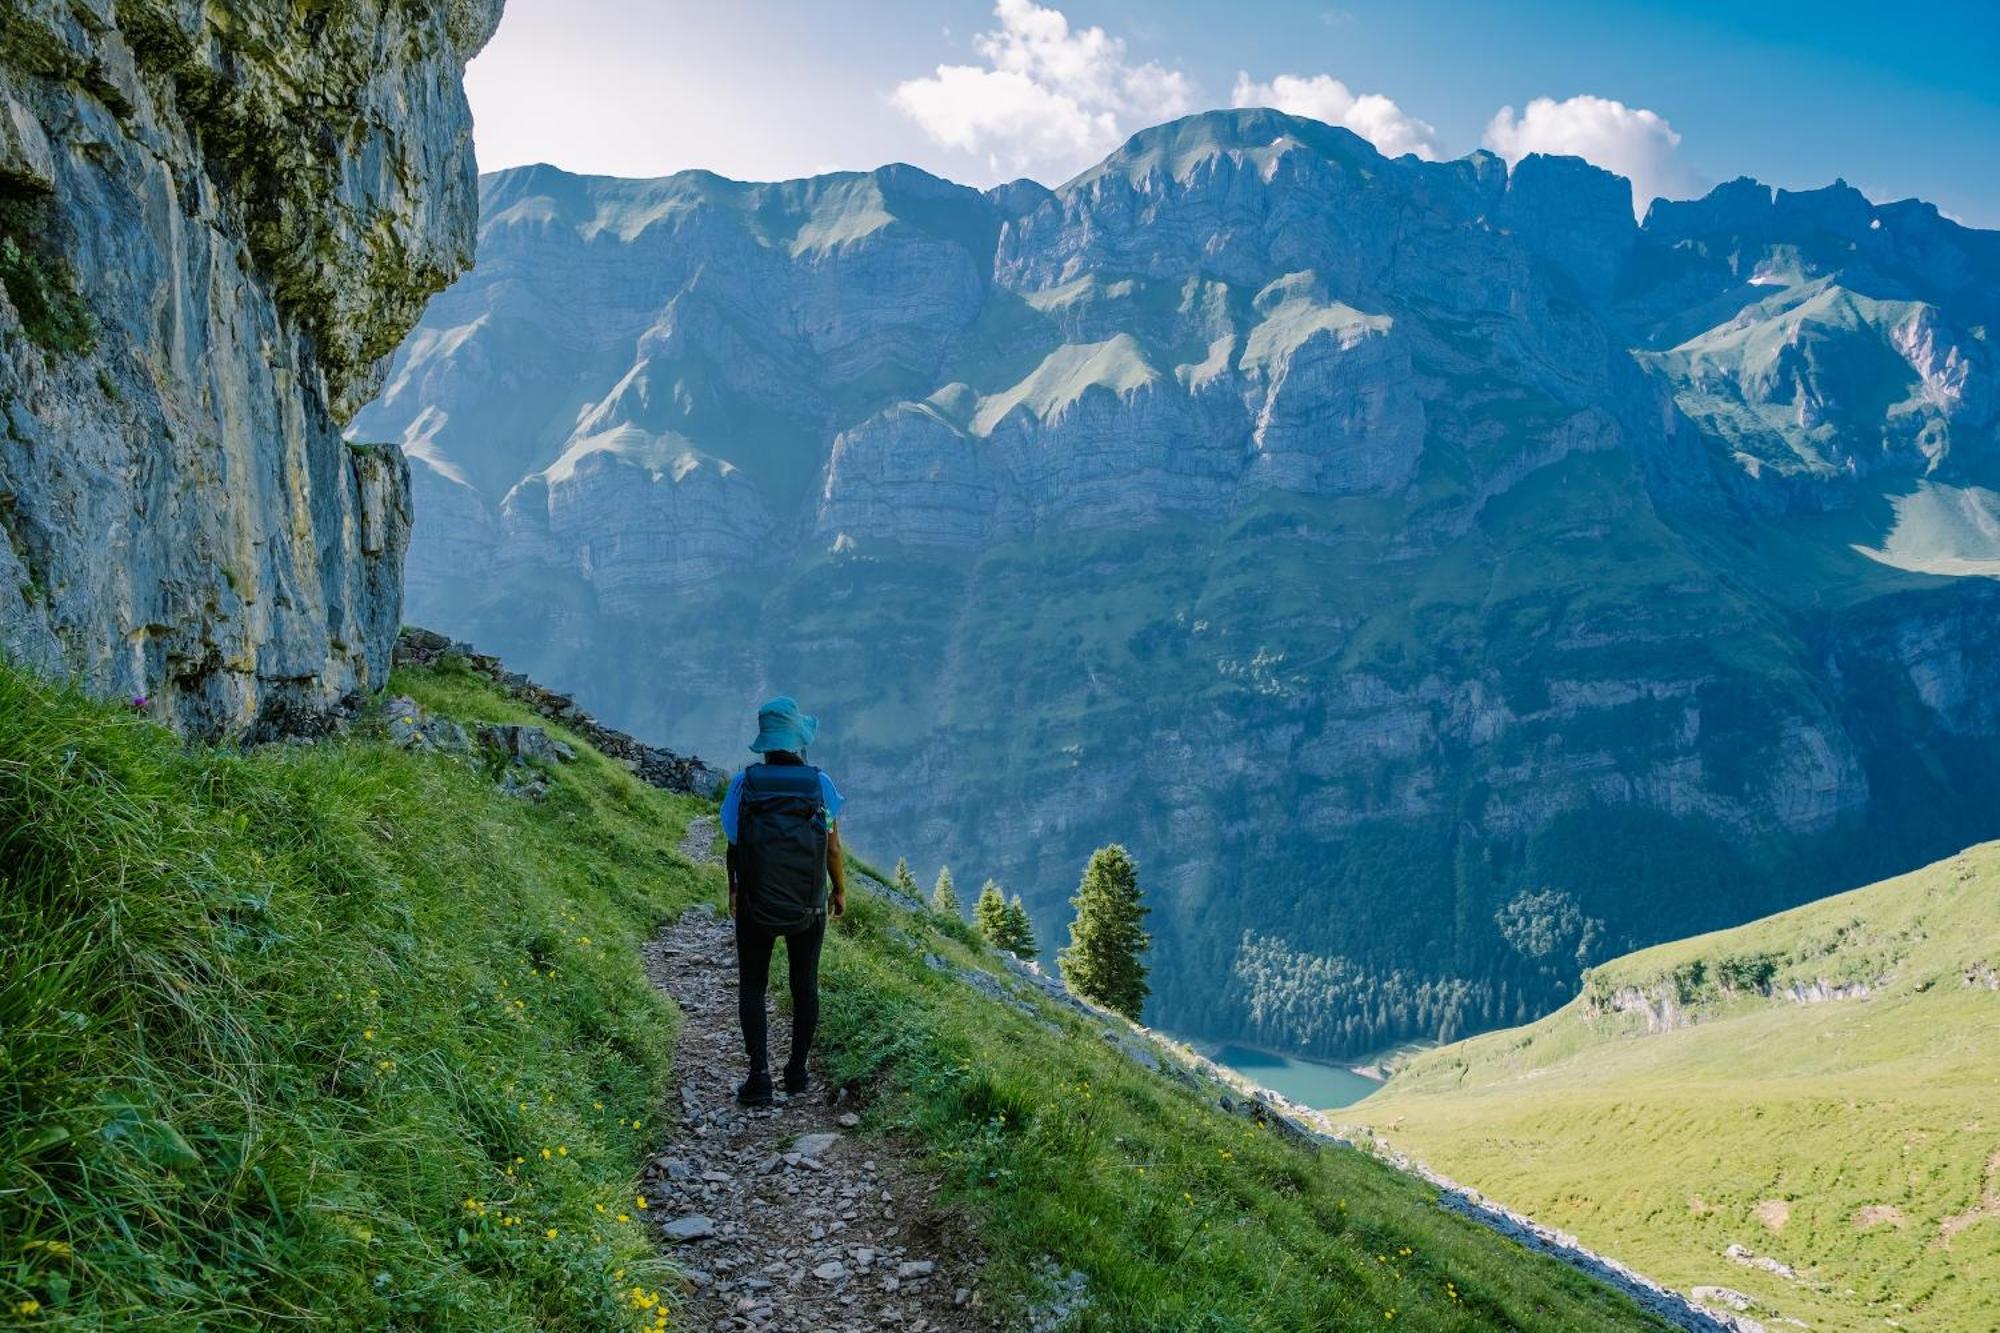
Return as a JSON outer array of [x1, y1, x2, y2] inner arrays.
[[546, 1228, 559, 1239], [13, 1299, 42, 1316]]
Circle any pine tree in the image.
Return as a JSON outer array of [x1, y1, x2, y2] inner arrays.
[[1001, 894, 1039, 961], [893, 857, 917, 896], [972, 879, 1008, 944], [930, 865, 960, 917], [1059, 844, 1150, 1020]]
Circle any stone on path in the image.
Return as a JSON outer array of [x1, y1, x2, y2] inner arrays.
[[663, 1214, 716, 1241], [793, 1132, 840, 1159]]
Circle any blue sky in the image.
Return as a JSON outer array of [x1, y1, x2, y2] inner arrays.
[[466, 0, 2000, 225]]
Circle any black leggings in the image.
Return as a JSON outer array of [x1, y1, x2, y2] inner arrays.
[[735, 914, 826, 1074]]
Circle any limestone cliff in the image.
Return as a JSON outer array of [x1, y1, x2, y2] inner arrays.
[[0, 0, 500, 738]]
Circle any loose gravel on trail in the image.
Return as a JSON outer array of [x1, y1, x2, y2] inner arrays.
[[643, 817, 990, 1333]]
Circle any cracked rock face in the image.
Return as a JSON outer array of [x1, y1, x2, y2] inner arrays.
[[355, 108, 2000, 1054], [0, 0, 500, 738]]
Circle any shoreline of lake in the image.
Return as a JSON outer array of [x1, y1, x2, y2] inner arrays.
[[1170, 1036, 1403, 1110]]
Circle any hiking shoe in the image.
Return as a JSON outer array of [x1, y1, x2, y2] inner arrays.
[[736, 1071, 773, 1106], [781, 1063, 810, 1096]]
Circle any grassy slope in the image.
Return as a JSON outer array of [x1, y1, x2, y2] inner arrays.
[[1, 661, 708, 1329], [0, 658, 1673, 1330], [1348, 844, 2000, 1332], [814, 892, 1669, 1331]]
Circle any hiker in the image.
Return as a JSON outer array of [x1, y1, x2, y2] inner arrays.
[[721, 695, 846, 1106]]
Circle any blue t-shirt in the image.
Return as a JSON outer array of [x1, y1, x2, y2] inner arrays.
[[720, 766, 844, 845]]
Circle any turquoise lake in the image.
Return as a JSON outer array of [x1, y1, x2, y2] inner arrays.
[[1205, 1042, 1385, 1109]]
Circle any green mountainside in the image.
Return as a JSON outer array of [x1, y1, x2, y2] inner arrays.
[[1, 658, 1676, 1330], [1348, 844, 2000, 1332], [355, 115, 2000, 1062]]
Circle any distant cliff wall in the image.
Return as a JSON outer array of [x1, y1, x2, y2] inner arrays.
[[0, 0, 500, 737]]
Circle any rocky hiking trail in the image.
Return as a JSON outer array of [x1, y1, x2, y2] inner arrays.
[[643, 811, 1747, 1333], [642, 817, 989, 1333]]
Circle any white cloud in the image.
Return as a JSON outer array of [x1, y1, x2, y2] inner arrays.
[[1230, 72, 1442, 160], [1482, 95, 1702, 217], [892, 0, 1193, 182]]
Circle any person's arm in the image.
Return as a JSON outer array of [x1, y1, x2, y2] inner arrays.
[[720, 773, 743, 918], [827, 822, 847, 918]]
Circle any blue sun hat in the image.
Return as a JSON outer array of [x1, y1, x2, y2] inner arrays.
[[749, 695, 818, 754]]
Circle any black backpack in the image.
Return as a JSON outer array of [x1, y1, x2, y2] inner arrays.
[[735, 763, 829, 933]]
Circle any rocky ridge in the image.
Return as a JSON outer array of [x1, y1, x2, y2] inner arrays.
[[0, 0, 499, 738], [393, 626, 723, 796]]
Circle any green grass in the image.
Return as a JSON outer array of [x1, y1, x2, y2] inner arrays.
[[0, 655, 1682, 1330], [0, 659, 709, 1328], [1348, 843, 2000, 1333], [19, 617, 1967, 1329], [809, 877, 1671, 1330]]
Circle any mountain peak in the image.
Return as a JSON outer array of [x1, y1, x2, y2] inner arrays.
[[1068, 107, 1388, 189]]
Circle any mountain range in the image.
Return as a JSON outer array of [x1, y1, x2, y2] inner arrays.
[[352, 108, 2000, 1055]]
